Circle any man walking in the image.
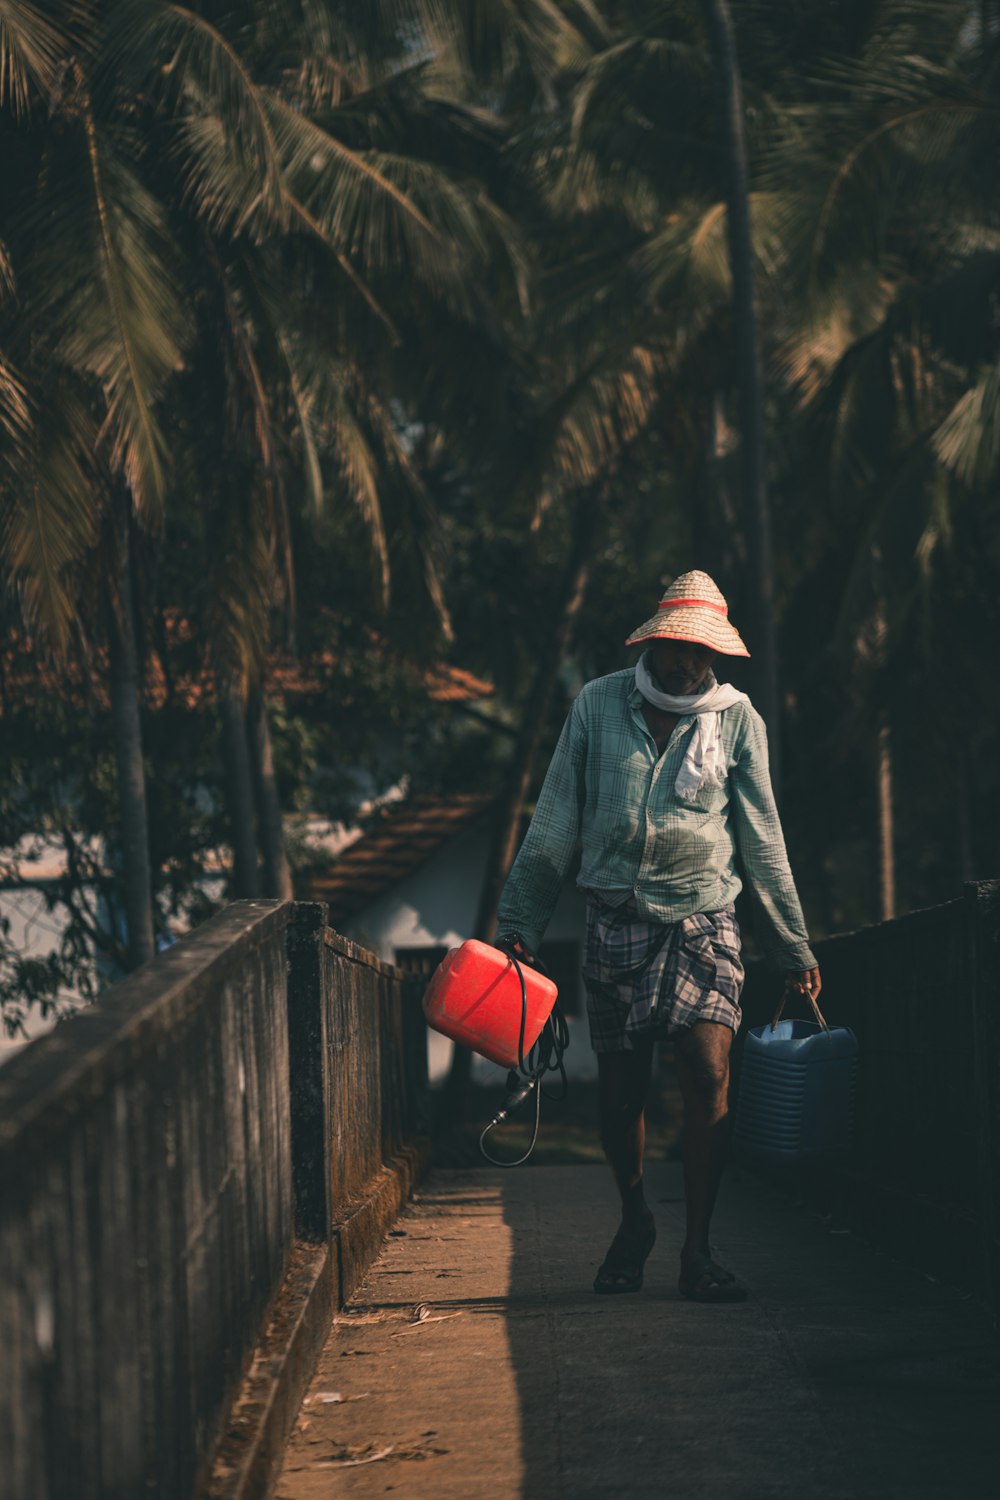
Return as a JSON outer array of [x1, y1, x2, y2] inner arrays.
[[496, 571, 821, 1302]]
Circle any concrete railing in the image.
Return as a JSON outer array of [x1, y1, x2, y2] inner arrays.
[[0, 901, 430, 1500], [735, 880, 1000, 1319]]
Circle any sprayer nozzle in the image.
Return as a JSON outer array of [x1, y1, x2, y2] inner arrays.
[[489, 1075, 537, 1127]]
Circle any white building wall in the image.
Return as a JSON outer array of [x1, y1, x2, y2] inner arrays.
[[338, 820, 597, 1083], [0, 886, 90, 1065], [0, 875, 226, 1069]]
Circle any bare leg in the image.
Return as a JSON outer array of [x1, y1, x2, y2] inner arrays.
[[598, 1041, 655, 1226], [593, 1041, 657, 1291], [673, 1021, 734, 1274]]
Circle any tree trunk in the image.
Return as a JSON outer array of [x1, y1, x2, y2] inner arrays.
[[695, 390, 744, 595], [246, 686, 293, 899], [473, 550, 595, 945], [693, 396, 721, 576], [108, 492, 155, 970], [700, 0, 780, 795], [869, 579, 894, 921], [877, 720, 896, 921], [440, 496, 601, 1124], [219, 675, 259, 898], [956, 743, 974, 883]]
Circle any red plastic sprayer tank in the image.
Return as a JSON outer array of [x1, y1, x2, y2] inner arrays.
[[422, 940, 559, 1069]]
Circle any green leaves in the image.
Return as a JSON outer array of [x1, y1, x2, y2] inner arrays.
[[0, 387, 101, 653], [267, 88, 522, 324], [2, 0, 523, 671], [327, 376, 392, 612], [108, 0, 286, 236], [526, 339, 663, 527], [434, 0, 598, 101], [0, 0, 69, 115], [934, 359, 1000, 490], [22, 107, 190, 520], [82, 111, 189, 515]]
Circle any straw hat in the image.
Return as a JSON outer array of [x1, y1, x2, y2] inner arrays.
[[625, 570, 750, 657]]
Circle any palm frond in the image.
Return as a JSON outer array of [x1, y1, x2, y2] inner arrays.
[[18, 107, 191, 518], [774, 267, 894, 406], [69, 108, 189, 515], [272, 190, 399, 335], [268, 90, 438, 237], [266, 91, 499, 300], [0, 0, 68, 115], [632, 191, 783, 316], [0, 238, 15, 302], [933, 358, 1000, 487], [328, 384, 391, 612], [213, 260, 302, 641], [221, 269, 275, 472], [207, 489, 276, 696], [367, 389, 453, 642], [813, 98, 989, 261], [527, 340, 663, 527], [570, 34, 707, 143], [277, 331, 324, 516], [107, 0, 286, 232], [831, 441, 942, 665], [437, 0, 595, 98], [280, 52, 360, 112], [0, 387, 101, 653], [175, 112, 280, 240], [542, 142, 661, 226], [0, 349, 30, 458]]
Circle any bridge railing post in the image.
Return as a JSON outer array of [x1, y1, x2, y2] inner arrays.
[[286, 902, 330, 1244], [402, 968, 431, 1139]]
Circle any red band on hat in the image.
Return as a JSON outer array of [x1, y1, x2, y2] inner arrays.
[[658, 598, 728, 616]]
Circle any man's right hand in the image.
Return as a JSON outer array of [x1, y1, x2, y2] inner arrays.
[[499, 935, 539, 969]]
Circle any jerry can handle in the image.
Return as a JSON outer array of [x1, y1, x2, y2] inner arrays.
[[770, 986, 831, 1034], [495, 933, 551, 980]]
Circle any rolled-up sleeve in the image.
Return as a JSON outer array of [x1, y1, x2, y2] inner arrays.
[[496, 697, 588, 953], [730, 707, 817, 971]]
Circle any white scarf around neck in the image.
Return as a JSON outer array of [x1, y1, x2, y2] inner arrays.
[[634, 652, 748, 801]]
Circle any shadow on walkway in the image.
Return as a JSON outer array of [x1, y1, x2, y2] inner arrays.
[[276, 1161, 997, 1499]]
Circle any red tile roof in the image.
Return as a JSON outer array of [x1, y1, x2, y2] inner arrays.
[[300, 792, 495, 925], [0, 618, 493, 716], [423, 663, 494, 702]]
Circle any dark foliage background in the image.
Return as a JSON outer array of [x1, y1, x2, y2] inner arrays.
[[2, 1, 998, 1030]]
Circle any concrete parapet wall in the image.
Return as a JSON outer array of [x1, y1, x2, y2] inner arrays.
[[736, 880, 1000, 1316], [0, 901, 431, 1500], [321, 928, 430, 1303]]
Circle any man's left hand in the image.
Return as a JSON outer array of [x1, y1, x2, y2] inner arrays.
[[783, 967, 822, 1002]]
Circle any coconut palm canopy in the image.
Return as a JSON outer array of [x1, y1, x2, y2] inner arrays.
[[1, 0, 998, 1028]]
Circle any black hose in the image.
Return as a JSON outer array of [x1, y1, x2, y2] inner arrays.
[[478, 943, 570, 1167]]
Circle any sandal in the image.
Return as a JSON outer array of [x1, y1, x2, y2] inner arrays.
[[678, 1253, 748, 1303], [593, 1216, 657, 1295]]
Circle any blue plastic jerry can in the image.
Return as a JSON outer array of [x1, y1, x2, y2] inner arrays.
[[733, 1019, 858, 1169]]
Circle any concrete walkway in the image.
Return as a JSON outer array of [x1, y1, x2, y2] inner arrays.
[[277, 1163, 998, 1499]]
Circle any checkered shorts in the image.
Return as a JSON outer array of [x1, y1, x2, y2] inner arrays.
[[583, 898, 744, 1053]]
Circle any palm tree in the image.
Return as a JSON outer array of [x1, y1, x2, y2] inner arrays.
[[2, 0, 531, 939], [132, 0, 537, 903], [1, 3, 190, 968], [697, 0, 779, 782], [756, 0, 1000, 918]]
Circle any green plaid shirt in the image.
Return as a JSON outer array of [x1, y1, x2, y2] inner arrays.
[[497, 668, 816, 971]]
